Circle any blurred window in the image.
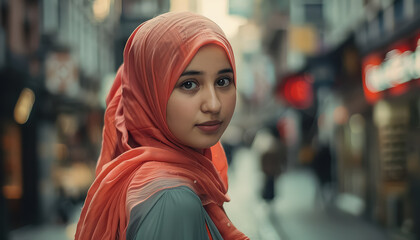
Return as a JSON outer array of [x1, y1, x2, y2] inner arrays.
[[122, 0, 159, 19], [42, 0, 59, 34], [377, 10, 385, 36], [304, 3, 323, 27], [0, 27, 4, 67], [393, 0, 404, 24], [229, 0, 253, 18]]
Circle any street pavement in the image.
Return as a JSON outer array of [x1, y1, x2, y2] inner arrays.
[[224, 147, 281, 240], [269, 168, 390, 240], [225, 147, 391, 240], [9, 146, 391, 240], [9, 209, 79, 240]]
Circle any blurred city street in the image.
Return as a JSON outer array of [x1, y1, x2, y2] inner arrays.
[[9, 204, 81, 240], [226, 147, 391, 240], [2, 0, 420, 239], [10, 223, 74, 240]]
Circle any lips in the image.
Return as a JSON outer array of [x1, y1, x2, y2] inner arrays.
[[195, 120, 223, 133]]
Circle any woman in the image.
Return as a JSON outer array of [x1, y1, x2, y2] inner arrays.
[[75, 11, 249, 240]]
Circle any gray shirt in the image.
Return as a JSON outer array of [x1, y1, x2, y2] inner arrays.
[[126, 186, 223, 240]]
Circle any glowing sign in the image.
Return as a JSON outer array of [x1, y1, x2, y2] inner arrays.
[[362, 34, 420, 103], [277, 74, 314, 109], [365, 41, 420, 92]]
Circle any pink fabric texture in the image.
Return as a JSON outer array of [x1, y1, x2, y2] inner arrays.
[[75, 12, 248, 240]]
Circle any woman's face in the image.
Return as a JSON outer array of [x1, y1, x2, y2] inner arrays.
[[166, 44, 236, 151]]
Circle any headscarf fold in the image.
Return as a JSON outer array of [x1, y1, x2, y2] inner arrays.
[[75, 12, 248, 240]]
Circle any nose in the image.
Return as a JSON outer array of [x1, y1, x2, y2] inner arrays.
[[201, 86, 221, 114]]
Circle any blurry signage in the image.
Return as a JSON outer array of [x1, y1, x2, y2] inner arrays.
[[45, 51, 79, 97], [362, 33, 420, 103], [276, 74, 314, 109], [289, 25, 317, 55]]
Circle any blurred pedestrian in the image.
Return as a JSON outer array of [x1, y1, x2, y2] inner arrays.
[[75, 12, 248, 240], [253, 127, 287, 201], [260, 140, 286, 201]]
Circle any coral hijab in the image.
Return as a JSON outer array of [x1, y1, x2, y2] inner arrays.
[[75, 12, 248, 240]]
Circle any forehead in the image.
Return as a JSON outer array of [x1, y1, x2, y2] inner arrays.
[[184, 44, 231, 71]]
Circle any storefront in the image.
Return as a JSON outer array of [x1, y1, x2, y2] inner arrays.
[[361, 29, 420, 237], [0, 1, 112, 235]]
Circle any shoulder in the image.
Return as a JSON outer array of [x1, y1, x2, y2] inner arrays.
[[157, 186, 202, 214], [127, 186, 209, 240], [130, 186, 203, 222]]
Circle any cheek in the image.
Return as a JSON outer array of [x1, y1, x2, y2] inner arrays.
[[223, 91, 236, 117], [166, 95, 195, 134]]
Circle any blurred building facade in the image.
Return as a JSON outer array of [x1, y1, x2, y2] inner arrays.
[[114, 0, 169, 67], [0, 0, 121, 237], [260, 0, 420, 239]]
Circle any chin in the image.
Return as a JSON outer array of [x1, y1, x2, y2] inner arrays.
[[189, 138, 220, 150]]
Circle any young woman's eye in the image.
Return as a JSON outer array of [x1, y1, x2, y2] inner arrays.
[[216, 77, 232, 87], [180, 81, 198, 90]]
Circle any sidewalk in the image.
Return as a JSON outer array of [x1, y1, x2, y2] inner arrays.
[[9, 147, 392, 240], [9, 205, 81, 240], [225, 147, 391, 240], [9, 223, 74, 240], [270, 168, 390, 240], [224, 147, 281, 240]]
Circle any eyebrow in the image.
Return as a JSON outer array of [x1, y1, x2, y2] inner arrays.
[[218, 68, 233, 74], [180, 68, 233, 77], [180, 70, 202, 76]]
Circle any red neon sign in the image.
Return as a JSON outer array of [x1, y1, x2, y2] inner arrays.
[[362, 33, 420, 103], [277, 74, 314, 109]]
